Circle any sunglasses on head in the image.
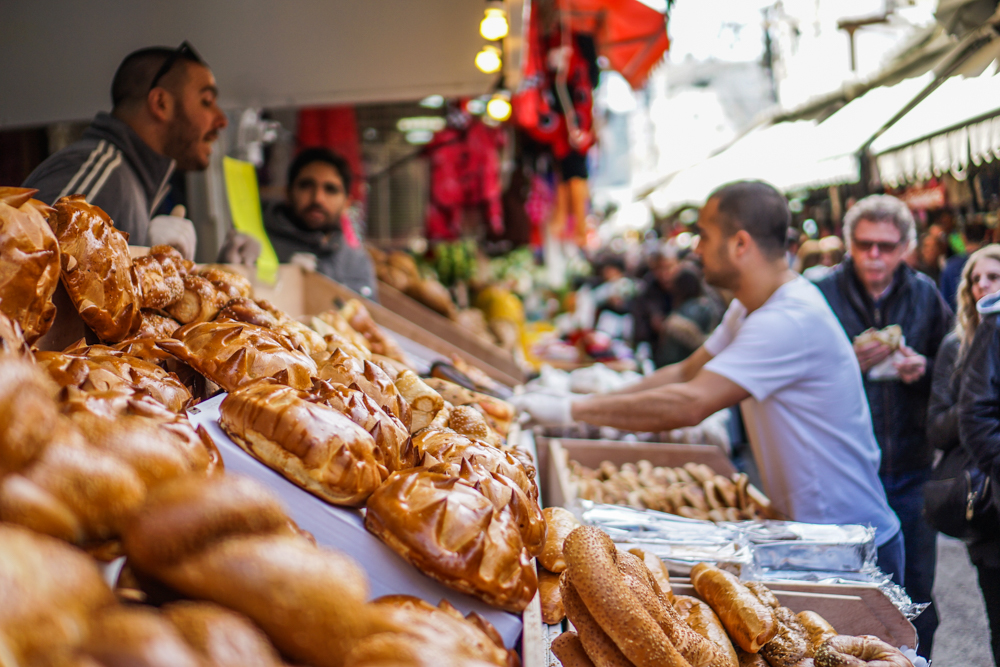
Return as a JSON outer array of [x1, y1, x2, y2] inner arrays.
[[148, 41, 205, 92], [852, 239, 901, 254]]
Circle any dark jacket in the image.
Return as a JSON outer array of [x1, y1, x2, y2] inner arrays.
[[23, 112, 174, 246], [927, 332, 961, 454], [960, 292, 1000, 513], [817, 258, 953, 473], [263, 202, 378, 300], [941, 324, 1000, 566]]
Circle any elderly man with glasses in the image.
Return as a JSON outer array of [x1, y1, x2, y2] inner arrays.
[[816, 194, 952, 659], [23, 42, 247, 262]]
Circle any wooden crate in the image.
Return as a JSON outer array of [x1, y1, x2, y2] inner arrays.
[[541, 437, 736, 510], [669, 580, 916, 648]]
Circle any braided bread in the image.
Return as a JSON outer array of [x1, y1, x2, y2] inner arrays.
[[318, 348, 410, 427], [122, 474, 377, 667]]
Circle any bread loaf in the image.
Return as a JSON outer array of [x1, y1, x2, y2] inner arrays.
[[814, 635, 912, 667], [49, 195, 143, 342], [133, 252, 184, 310], [0, 187, 61, 343], [159, 320, 318, 392], [220, 380, 385, 506], [539, 568, 565, 625], [36, 346, 193, 413], [343, 596, 511, 667], [394, 370, 444, 432], [162, 601, 289, 667], [318, 348, 410, 427], [364, 468, 537, 612], [137, 309, 182, 339], [309, 378, 417, 474], [551, 632, 597, 667], [673, 595, 739, 667], [0, 524, 116, 665], [121, 474, 377, 667], [166, 274, 229, 324], [341, 299, 410, 367], [689, 563, 778, 654], [539, 506, 581, 573], [413, 429, 535, 501]]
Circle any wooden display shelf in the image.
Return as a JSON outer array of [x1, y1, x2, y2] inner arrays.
[[224, 265, 524, 387], [374, 280, 525, 384], [540, 437, 737, 510]]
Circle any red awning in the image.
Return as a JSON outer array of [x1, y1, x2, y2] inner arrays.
[[556, 0, 670, 88]]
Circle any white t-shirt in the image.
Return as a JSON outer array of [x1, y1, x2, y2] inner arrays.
[[704, 276, 900, 545]]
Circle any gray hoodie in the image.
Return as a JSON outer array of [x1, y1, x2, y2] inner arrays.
[[23, 112, 175, 246], [262, 201, 378, 301]]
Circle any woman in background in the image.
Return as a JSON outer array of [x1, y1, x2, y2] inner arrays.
[[931, 244, 1000, 665]]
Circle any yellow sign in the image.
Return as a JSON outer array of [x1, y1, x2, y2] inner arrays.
[[223, 156, 279, 284]]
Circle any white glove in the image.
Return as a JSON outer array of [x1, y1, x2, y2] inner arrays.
[[149, 205, 196, 260], [290, 252, 318, 272], [218, 229, 262, 266], [509, 392, 575, 427]]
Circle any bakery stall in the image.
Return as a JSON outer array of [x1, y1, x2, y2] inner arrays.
[[0, 186, 925, 667]]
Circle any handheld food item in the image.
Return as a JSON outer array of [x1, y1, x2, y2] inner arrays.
[[49, 194, 143, 342], [0, 187, 61, 343]]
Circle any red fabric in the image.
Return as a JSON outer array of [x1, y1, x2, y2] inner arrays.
[[512, 6, 595, 159], [296, 106, 365, 202], [555, 0, 669, 89], [341, 213, 361, 249], [425, 120, 505, 241]]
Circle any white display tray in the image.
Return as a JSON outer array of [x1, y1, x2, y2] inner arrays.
[[187, 393, 522, 646]]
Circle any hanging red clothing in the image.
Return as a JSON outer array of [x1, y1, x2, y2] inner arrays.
[[425, 119, 505, 241]]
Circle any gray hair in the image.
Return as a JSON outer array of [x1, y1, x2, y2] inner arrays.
[[843, 194, 916, 252]]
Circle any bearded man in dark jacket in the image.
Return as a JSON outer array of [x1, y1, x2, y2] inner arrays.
[[817, 194, 952, 658], [264, 148, 377, 300]]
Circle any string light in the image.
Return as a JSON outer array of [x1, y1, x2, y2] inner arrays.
[[486, 92, 512, 121], [475, 45, 502, 74], [480, 7, 509, 41]]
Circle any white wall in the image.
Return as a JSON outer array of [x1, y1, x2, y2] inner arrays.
[[1, 0, 501, 128]]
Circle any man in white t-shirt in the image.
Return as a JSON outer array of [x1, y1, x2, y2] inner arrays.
[[515, 181, 903, 583]]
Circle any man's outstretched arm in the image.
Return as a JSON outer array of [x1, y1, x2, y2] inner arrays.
[[607, 346, 714, 395], [570, 368, 749, 432]]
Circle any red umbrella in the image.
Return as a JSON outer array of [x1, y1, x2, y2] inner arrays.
[[556, 0, 670, 89]]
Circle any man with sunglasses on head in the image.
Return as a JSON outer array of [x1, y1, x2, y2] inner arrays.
[[24, 42, 231, 261], [816, 194, 952, 659]]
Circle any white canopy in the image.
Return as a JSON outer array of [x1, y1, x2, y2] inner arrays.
[[872, 68, 1000, 186]]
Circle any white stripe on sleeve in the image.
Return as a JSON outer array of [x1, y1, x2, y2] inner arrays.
[[57, 140, 109, 199], [75, 146, 118, 197], [85, 152, 123, 201]]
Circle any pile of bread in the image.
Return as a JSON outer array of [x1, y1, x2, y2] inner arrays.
[[0, 475, 520, 667], [2, 187, 539, 599], [547, 525, 914, 667], [568, 460, 776, 522]]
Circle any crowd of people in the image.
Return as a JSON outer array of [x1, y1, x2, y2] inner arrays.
[[518, 183, 1000, 662]]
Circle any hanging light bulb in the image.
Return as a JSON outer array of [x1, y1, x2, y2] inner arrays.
[[480, 7, 509, 41], [486, 91, 512, 121], [475, 45, 502, 74]]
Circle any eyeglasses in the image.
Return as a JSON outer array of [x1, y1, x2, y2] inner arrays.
[[148, 41, 205, 92], [852, 238, 901, 254]]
